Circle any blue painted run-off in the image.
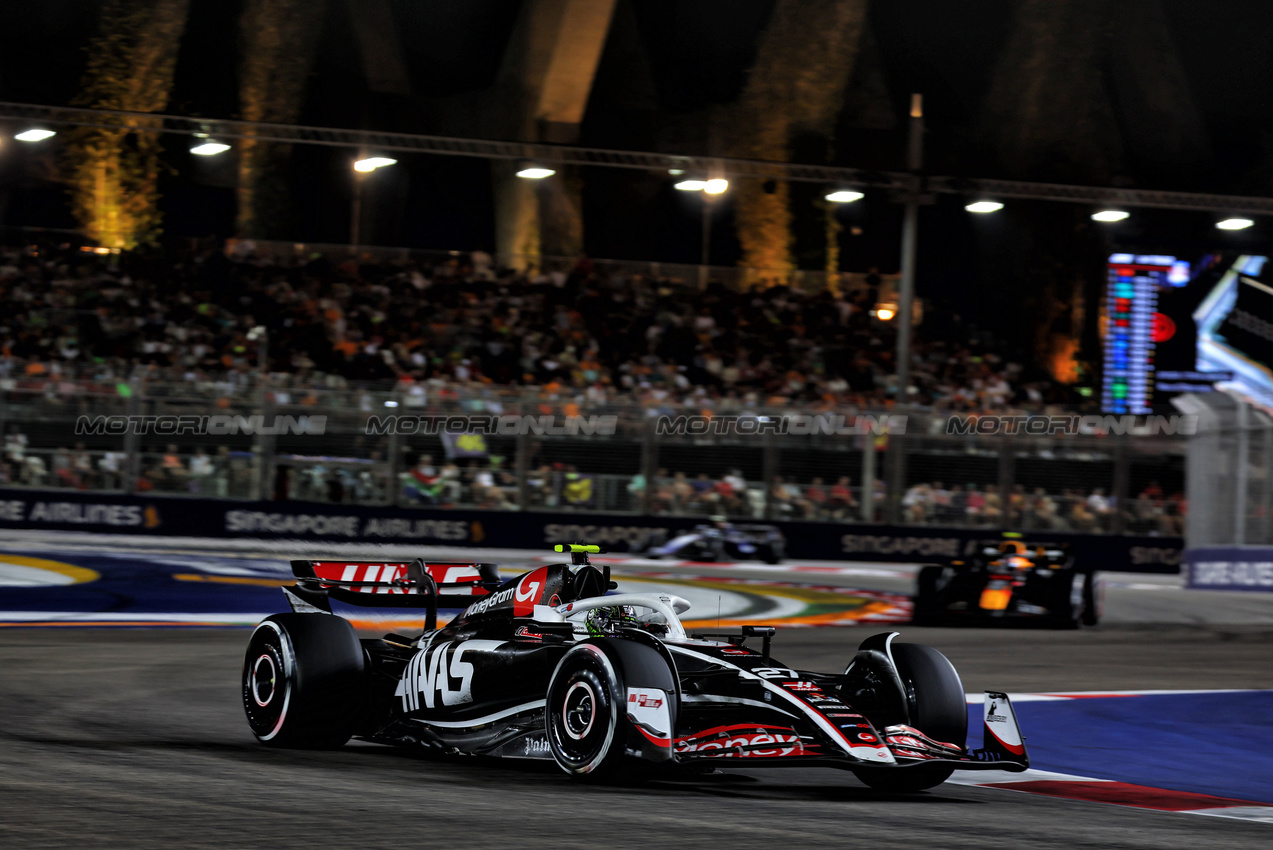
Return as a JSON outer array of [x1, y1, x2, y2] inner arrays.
[[968, 691, 1273, 805], [0, 550, 297, 620]]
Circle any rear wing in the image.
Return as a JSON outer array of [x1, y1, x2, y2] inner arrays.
[[285, 559, 502, 630]]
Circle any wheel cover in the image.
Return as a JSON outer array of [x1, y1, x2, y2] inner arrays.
[[251, 653, 277, 707], [563, 681, 597, 740]]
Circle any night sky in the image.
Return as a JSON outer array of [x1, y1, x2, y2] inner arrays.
[[3, 0, 1273, 340]]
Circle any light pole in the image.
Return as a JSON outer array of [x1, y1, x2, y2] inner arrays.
[[350, 171, 365, 250], [895, 93, 924, 406], [676, 176, 727, 287], [884, 93, 925, 523]]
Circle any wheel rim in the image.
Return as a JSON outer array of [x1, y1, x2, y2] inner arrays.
[[547, 648, 619, 773], [251, 653, 277, 707], [242, 623, 293, 741], [563, 681, 596, 740]]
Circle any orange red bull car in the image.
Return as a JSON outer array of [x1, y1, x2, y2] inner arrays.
[[912, 536, 1102, 629]]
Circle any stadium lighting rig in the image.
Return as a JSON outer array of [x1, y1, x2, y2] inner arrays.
[[965, 200, 1004, 213], [4, 100, 1272, 222], [1216, 217, 1254, 230]]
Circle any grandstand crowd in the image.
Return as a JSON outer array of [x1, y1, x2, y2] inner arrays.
[[0, 243, 1071, 411]]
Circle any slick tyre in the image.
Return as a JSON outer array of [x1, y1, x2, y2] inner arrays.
[[911, 566, 944, 625], [1081, 571, 1100, 627], [546, 644, 629, 779], [1050, 573, 1085, 629], [853, 643, 965, 793], [242, 613, 365, 748]]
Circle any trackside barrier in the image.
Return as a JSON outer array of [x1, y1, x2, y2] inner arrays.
[[0, 488, 1181, 574]]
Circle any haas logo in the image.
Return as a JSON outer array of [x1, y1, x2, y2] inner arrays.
[[398, 640, 504, 711], [513, 567, 547, 617]]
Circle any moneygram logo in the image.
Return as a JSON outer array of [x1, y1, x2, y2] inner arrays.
[[654, 414, 906, 437], [364, 414, 618, 436], [944, 414, 1197, 437], [76, 414, 327, 436]]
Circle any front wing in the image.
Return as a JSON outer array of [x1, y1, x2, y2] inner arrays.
[[672, 691, 1027, 773]]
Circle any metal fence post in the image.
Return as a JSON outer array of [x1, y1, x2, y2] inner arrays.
[[762, 434, 779, 521], [883, 429, 906, 524], [996, 435, 1015, 527], [255, 384, 275, 501], [1262, 415, 1273, 545], [385, 394, 402, 506], [123, 378, 142, 494], [640, 421, 658, 515], [515, 429, 531, 511], [1110, 439, 1130, 535], [1236, 400, 1249, 545], [861, 431, 876, 522]]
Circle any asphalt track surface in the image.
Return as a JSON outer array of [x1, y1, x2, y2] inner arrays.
[[0, 626, 1270, 849], [3, 541, 1273, 848]]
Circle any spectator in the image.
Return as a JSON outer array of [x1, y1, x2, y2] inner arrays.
[[903, 483, 931, 524], [804, 477, 828, 519], [828, 476, 857, 519]]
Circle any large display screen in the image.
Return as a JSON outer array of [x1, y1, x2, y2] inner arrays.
[[1101, 252, 1257, 412]]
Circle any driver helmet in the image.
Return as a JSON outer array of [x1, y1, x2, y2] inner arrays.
[[585, 605, 638, 637]]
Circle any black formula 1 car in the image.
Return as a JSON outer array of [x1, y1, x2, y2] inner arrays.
[[242, 544, 1028, 790], [912, 536, 1102, 629], [647, 522, 785, 564]]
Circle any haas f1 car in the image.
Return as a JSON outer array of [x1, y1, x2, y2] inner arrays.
[[242, 545, 1027, 791], [912, 536, 1102, 629]]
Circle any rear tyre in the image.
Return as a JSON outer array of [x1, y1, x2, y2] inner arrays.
[[242, 613, 365, 748], [1080, 571, 1100, 626], [546, 644, 628, 779], [1050, 573, 1085, 629], [911, 566, 944, 625], [853, 642, 965, 793]]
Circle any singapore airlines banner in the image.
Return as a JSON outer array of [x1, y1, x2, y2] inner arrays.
[[0, 488, 1181, 574]]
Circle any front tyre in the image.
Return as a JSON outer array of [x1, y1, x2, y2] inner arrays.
[[242, 613, 365, 748], [546, 644, 627, 778], [853, 642, 965, 793]]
